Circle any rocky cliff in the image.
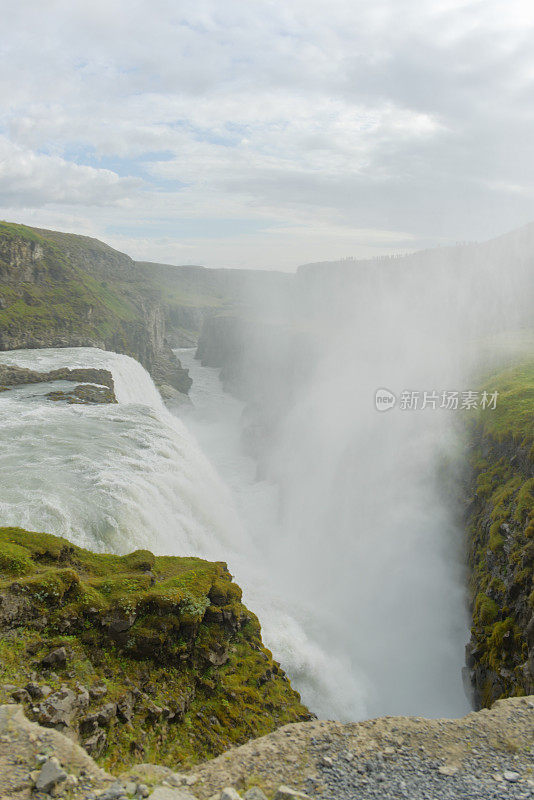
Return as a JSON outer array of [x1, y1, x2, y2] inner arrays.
[[0, 222, 191, 393], [465, 360, 534, 707], [0, 527, 310, 775]]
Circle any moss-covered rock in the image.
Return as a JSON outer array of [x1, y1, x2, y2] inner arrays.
[[0, 527, 311, 772], [465, 360, 534, 707]]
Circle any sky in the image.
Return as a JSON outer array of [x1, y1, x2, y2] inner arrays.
[[1, 0, 534, 270]]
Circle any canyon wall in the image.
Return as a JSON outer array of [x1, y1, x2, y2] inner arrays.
[[465, 361, 534, 707]]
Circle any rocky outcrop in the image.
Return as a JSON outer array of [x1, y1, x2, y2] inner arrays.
[[0, 704, 112, 799], [0, 222, 191, 394], [178, 696, 534, 799], [0, 364, 114, 389], [464, 360, 534, 708], [0, 527, 310, 774], [46, 385, 117, 404], [0, 364, 118, 403]]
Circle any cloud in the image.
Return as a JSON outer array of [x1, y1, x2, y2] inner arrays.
[[0, 0, 533, 267], [0, 137, 140, 207]]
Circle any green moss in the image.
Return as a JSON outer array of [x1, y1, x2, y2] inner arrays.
[[488, 521, 505, 552], [474, 593, 499, 625], [0, 527, 310, 770], [0, 541, 35, 576]]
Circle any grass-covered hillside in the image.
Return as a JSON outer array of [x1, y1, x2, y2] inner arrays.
[[0, 222, 153, 348], [466, 360, 534, 707], [0, 527, 310, 772], [0, 221, 192, 391]]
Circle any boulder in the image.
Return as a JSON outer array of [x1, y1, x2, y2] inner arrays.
[[221, 789, 242, 800], [145, 699, 164, 722], [102, 608, 137, 634], [117, 690, 136, 722], [34, 757, 68, 793], [89, 681, 108, 701], [38, 687, 77, 728], [244, 790, 268, 800], [274, 788, 312, 800], [25, 682, 50, 700], [75, 683, 90, 710], [10, 688, 30, 704], [83, 729, 107, 755], [96, 702, 118, 727], [41, 646, 67, 668]]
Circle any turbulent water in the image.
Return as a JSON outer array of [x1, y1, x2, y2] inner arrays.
[[0, 346, 366, 721], [0, 348, 246, 560], [0, 344, 472, 721]]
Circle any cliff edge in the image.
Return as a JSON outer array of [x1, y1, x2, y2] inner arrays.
[[0, 528, 310, 775]]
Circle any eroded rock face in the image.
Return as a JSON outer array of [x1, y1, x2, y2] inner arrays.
[[41, 647, 68, 668]]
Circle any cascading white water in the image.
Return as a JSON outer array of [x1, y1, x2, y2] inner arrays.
[[0, 347, 165, 407], [0, 346, 361, 720], [0, 347, 246, 558]]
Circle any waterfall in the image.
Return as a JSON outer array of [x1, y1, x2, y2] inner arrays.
[[0, 346, 362, 721], [0, 347, 245, 558]]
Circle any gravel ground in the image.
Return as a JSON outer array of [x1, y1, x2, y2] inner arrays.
[[189, 696, 534, 800], [1, 697, 533, 799], [309, 734, 534, 800]]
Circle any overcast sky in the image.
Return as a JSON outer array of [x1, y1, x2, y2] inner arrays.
[[1, 0, 533, 270]]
